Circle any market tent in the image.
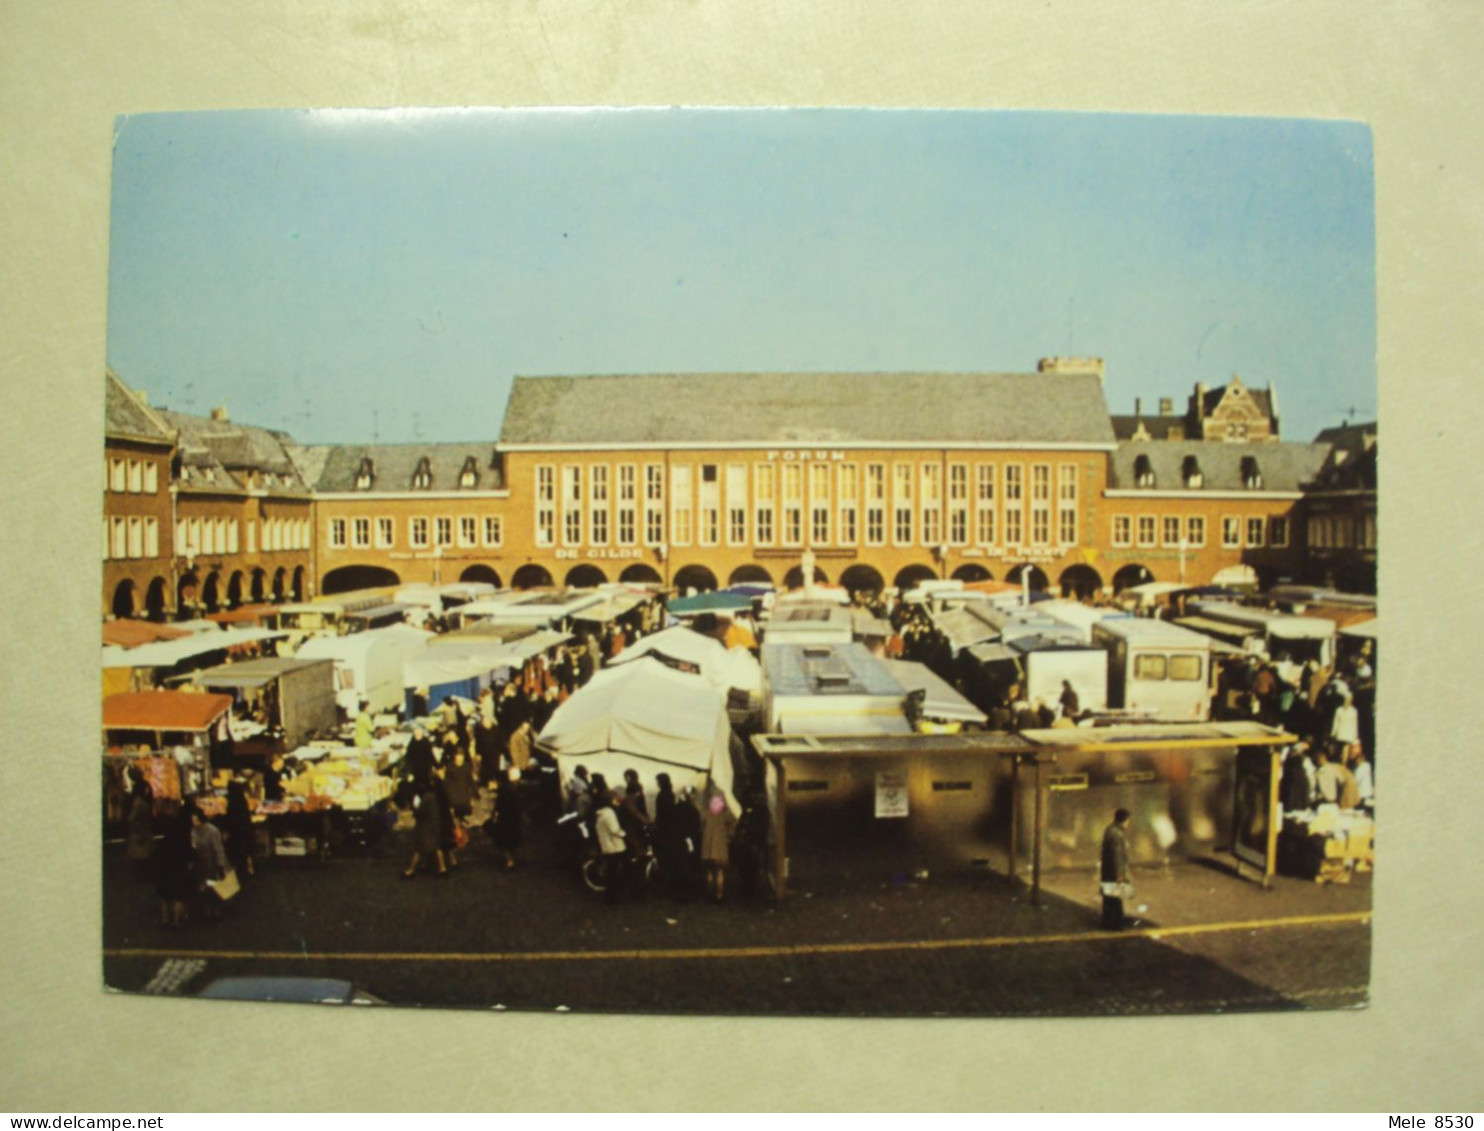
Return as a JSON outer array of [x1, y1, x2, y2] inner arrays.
[[608, 625, 762, 694], [537, 661, 738, 813], [1340, 618, 1379, 641], [882, 660, 988, 726], [966, 641, 1020, 667], [570, 594, 646, 624], [101, 626, 288, 670], [1174, 615, 1252, 644], [103, 690, 234, 733], [777, 585, 850, 606], [102, 621, 191, 649], [494, 629, 572, 665], [666, 591, 754, 616], [206, 604, 278, 626]]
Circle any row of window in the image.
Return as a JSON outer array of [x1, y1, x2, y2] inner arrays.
[[1110, 514, 1289, 550], [327, 514, 505, 551], [1308, 513, 1376, 551], [104, 516, 160, 560], [176, 516, 309, 556], [106, 457, 160, 495], [533, 461, 1083, 551]]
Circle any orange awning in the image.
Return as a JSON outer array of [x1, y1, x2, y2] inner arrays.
[[206, 604, 277, 625], [102, 690, 234, 733], [102, 620, 191, 648]]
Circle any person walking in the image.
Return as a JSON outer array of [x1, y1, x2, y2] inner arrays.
[[190, 806, 230, 922], [1100, 808, 1136, 931], [493, 767, 525, 870], [403, 781, 448, 879], [125, 775, 155, 880], [155, 806, 194, 929], [444, 748, 476, 825], [594, 789, 628, 903], [222, 778, 256, 880], [700, 788, 737, 903]]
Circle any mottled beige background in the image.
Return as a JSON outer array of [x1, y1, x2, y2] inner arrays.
[[2, 0, 1481, 1112]]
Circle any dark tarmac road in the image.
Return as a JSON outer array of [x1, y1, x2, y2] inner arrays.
[[102, 816, 1370, 1017]]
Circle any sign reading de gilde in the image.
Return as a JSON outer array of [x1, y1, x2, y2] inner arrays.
[[875, 771, 909, 819], [553, 548, 646, 561]]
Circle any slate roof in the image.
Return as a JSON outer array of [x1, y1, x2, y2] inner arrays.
[[303, 442, 506, 493], [499, 372, 1116, 447], [158, 409, 310, 497], [1108, 441, 1332, 492], [105, 371, 175, 445]]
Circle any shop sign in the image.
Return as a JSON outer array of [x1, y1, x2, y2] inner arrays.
[[1114, 770, 1158, 785], [875, 771, 909, 818], [765, 450, 847, 462], [1048, 773, 1089, 792], [554, 547, 644, 561]]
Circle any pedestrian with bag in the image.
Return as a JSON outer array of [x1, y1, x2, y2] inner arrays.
[[1100, 807, 1137, 931]]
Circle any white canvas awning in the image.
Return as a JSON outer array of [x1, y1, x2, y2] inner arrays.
[[102, 626, 288, 669], [537, 661, 738, 813], [608, 625, 762, 695]]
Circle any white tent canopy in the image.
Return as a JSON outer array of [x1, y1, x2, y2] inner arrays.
[[607, 625, 762, 695], [537, 661, 738, 814]]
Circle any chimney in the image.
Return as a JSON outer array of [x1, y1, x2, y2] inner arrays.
[[1037, 357, 1105, 384], [1134, 397, 1143, 417], [1194, 382, 1207, 418], [1159, 397, 1173, 415], [210, 406, 229, 422]]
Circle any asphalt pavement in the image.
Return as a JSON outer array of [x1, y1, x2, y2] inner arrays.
[[102, 804, 1371, 1017]]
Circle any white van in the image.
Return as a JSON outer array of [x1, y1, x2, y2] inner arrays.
[[1093, 618, 1212, 721]]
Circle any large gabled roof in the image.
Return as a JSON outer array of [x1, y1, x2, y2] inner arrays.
[[1109, 440, 1331, 492], [499, 371, 1116, 448], [157, 409, 310, 497]]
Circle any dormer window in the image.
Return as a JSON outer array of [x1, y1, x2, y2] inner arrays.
[[1182, 455, 1204, 489], [355, 457, 375, 491], [1241, 456, 1263, 489], [459, 456, 479, 489], [412, 457, 433, 490], [1133, 454, 1155, 489]]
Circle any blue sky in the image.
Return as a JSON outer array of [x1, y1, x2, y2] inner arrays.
[[107, 108, 1375, 445]]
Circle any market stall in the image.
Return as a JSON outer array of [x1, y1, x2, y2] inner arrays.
[[537, 660, 740, 816], [192, 656, 337, 751], [102, 690, 235, 817]]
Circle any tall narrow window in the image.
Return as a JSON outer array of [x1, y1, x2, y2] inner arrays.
[[376, 517, 394, 548], [144, 518, 159, 558], [127, 460, 143, 493], [1162, 516, 1181, 547], [111, 517, 128, 559], [893, 463, 914, 546], [1222, 516, 1241, 548], [127, 516, 143, 558], [227, 521, 239, 553], [1112, 515, 1131, 547], [435, 517, 453, 547], [782, 464, 803, 546], [109, 459, 127, 492], [1246, 517, 1265, 547], [329, 518, 347, 549], [920, 463, 942, 547], [1030, 464, 1051, 546], [590, 465, 609, 546], [410, 517, 429, 548], [143, 463, 158, 493], [865, 463, 886, 547], [837, 462, 858, 546], [617, 465, 636, 546], [459, 516, 478, 548], [483, 515, 503, 547], [754, 463, 775, 547], [1186, 515, 1206, 547], [561, 466, 582, 546], [352, 517, 371, 548], [1057, 464, 1078, 546], [727, 464, 748, 545], [535, 466, 555, 547], [947, 463, 968, 545], [809, 464, 831, 545], [1137, 515, 1156, 547], [1270, 516, 1289, 548], [1004, 464, 1024, 545], [643, 464, 664, 546], [698, 464, 720, 546], [976, 463, 997, 545], [671, 464, 693, 546]]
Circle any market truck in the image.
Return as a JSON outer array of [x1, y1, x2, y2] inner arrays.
[[1010, 636, 1109, 715], [296, 624, 432, 716], [1093, 617, 1213, 721]]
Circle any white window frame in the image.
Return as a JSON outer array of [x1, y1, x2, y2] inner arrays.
[[727, 463, 749, 547], [864, 462, 886, 548], [410, 517, 430, 549], [1185, 515, 1206, 548], [1269, 516, 1288, 549], [144, 517, 159, 558], [671, 464, 693, 547], [1222, 516, 1242, 548], [754, 463, 775, 548], [352, 517, 371, 549], [1136, 514, 1157, 548], [1246, 516, 1265, 548], [535, 465, 555, 548], [1112, 515, 1132, 548], [1162, 515, 1182, 548], [375, 517, 394, 549], [458, 515, 478, 549], [483, 515, 503, 548], [329, 518, 347, 549]]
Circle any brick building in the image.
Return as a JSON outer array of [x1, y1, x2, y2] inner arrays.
[[292, 442, 510, 592], [1301, 422, 1378, 594], [1112, 374, 1280, 443], [490, 364, 1119, 597], [159, 407, 315, 615], [103, 372, 176, 619]]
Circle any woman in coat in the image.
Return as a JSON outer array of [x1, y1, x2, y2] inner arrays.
[[222, 778, 256, 879], [699, 788, 737, 902], [155, 806, 194, 929], [125, 776, 154, 879], [403, 782, 448, 879], [189, 806, 230, 922], [493, 767, 525, 870]]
